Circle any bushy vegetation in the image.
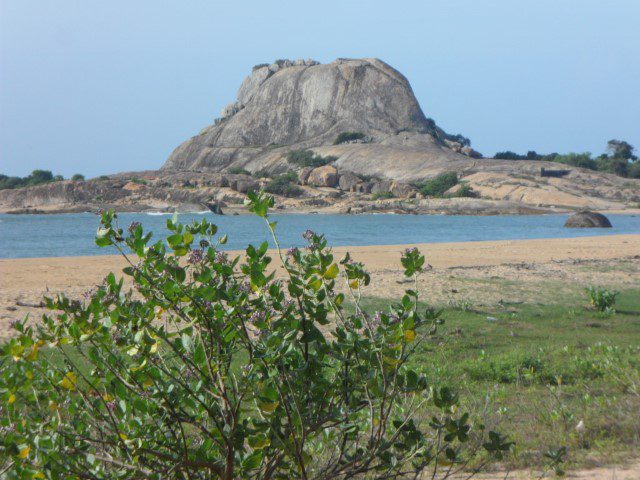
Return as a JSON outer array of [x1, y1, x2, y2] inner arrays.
[[0, 196, 513, 478], [71, 174, 85, 181], [371, 191, 394, 200], [0, 170, 64, 190], [585, 286, 619, 313], [286, 149, 337, 168], [415, 172, 459, 197], [252, 168, 272, 179], [447, 134, 471, 147], [263, 171, 302, 197], [493, 140, 639, 179], [227, 167, 252, 175], [333, 132, 366, 145]]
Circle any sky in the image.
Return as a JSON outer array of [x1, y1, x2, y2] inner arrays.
[[1, 0, 639, 178]]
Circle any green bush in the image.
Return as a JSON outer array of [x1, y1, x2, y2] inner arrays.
[[286, 149, 337, 168], [552, 153, 597, 170], [372, 191, 394, 200], [586, 286, 619, 312], [453, 183, 475, 198], [333, 132, 365, 145], [263, 171, 302, 197], [71, 174, 85, 181], [415, 172, 458, 197], [0, 194, 510, 478], [628, 162, 640, 179], [252, 168, 272, 179], [0, 170, 62, 190], [227, 167, 251, 175]]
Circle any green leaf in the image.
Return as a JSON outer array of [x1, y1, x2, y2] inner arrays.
[[323, 263, 339, 280]]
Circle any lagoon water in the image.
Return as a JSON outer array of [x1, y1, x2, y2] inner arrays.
[[1, 212, 639, 259]]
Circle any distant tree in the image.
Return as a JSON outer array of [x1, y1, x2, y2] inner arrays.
[[449, 134, 471, 147], [552, 152, 597, 170], [526, 151, 542, 160], [607, 139, 636, 160], [628, 162, 640, 178], [27, 169, 54, 185], [71, 173, 85, 181], [53, 175, 64, 181], [494, 151, 522, 160]]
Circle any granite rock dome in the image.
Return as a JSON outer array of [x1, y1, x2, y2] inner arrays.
[[163, 58, 445, 171]]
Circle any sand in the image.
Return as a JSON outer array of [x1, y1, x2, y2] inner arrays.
[[1, 234, 638, 339]]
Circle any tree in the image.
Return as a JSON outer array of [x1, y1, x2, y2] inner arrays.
[[71, 174, 85, 181], [1, 193, 511, 479], [26, 170, 54, 185], [606, 139, 635, 160]]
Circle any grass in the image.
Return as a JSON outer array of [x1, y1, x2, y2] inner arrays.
[[360, 288, 640, 470], [22, 285, 640, 473]]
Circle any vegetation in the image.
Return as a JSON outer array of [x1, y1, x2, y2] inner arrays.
[[252, 168, 272, 179], [415, 172, 459, 197], [0, 196, 513, 478], [361, 287, 640, 470], [493, 140, 639, 179], [0, 170, 64, 190], [371, 191, 394, 200], [333, 132, 366, 145], [71, 174, 85, 181], [585, 286, 619, 313], [286, 149, 337, 168], [227, 167, 252, 175], [447, 134, 471, 147], [263, 171, 302, 197]]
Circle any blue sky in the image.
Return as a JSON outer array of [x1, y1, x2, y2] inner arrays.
[[1, 0, 639, 178]]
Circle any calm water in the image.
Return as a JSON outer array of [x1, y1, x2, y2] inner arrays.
[[0, 212, 639, 259]]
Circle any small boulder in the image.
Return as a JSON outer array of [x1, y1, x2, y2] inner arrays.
[[461, 147, 483, 159], [338, 171, 361, 191], [298, 167, 314, 185], [370, 180, 393, 195], [564, 211, 612, 228], [232, 178, 259, 194], [389, 181, 419, 198], [307, 165, 338, 187]]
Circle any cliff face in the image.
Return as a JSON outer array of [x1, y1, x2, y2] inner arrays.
[[163, 58, 444, 171]]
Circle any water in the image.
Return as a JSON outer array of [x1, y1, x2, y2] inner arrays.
[[0, 212, 639, 259]]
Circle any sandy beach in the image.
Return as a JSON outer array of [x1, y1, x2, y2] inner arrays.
[[1, 234, 638, 339]]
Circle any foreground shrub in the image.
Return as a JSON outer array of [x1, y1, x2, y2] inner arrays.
[[334, 132, 365, 145], [1, 192, 511, 478], [585, 286, 619, 312], [415, 172, 459, 197], [286, 149, 337, 168]]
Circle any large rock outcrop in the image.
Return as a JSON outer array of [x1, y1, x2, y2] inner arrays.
[[163, 58, 445, 172]]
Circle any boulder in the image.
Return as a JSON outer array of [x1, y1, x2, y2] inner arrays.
[[461, 147, 483, 159], [370, 180, 393, 195], [389, 181, 419, 198], [338, 171, 362, 191], [564, 211, 612, 228], [307, 165, 338, 187], [298, 167, 313, 185], [231, 178, 259, 194]]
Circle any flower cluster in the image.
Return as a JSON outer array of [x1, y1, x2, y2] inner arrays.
[[187, 248, 204, 264]]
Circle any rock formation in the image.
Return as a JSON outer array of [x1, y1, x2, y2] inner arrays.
[[164, 58, 457, 172], [564, 211, 612, 228]]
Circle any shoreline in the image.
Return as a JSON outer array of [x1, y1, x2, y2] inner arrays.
[[1, 234, 638, 339]]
